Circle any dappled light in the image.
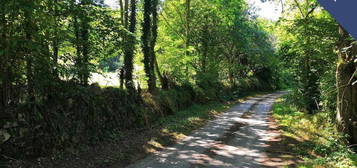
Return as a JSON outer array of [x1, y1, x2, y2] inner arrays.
[[127, 93, 298, 168], [1, 0, 356, 167]]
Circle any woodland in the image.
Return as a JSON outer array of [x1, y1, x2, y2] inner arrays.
[[0, 0, 356, 167]]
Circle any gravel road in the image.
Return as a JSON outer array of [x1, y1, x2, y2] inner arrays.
[[127, 92, 286, 168]]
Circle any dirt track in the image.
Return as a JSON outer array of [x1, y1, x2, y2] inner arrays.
[[127, 92, 292, 168]]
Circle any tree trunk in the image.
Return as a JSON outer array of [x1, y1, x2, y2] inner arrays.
[[51, 0, 59, 78], [81, 14, 90, 86], [119, 0, 124, 25], [124, 0, 137, 91], [119, 67, 125, 89], [185, 0, 191, 57], [0, 10, 9, 113], [124, 0, 129, 29], [149, 0, 158, 91], [145, 0, 162, 88], [336, 26, 357, 144], [119, 0, 126, 88], [154, 57, 166, 89], [142, 0, 156, 93], [184, 0, 191, 75], [73, 1, 90, 86], [24, 2, 36, 118], [73, 14, 82, 82]]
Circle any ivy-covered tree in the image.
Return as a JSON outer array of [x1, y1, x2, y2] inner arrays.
[[123, 0, 137, 91]]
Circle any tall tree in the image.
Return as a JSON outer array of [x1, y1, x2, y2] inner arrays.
[[151, 0, 165, 89], [142, 0, 158, 92], [0, 2, 9, 112], [336, 26, 357, 144], [124, 0, 137, 91], [24, 0, 36, 119], [119, 0, 128, 89], [293, 0, 319, 113], [72, 0, 92, 85], [50, 0, 60, 78]]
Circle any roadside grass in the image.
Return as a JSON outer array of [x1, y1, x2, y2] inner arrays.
[[158, 102, 228, 134], [142, 102, 231, 153], [272, 98, 357, 168]]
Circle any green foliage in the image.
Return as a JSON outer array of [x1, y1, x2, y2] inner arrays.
[[0, 0, 283, 163], [156, 0, 281, 90], [275, 0, 357, 157], [157, 101, 228, 134], [275, 1, 339, 113], [1, 83, 142, 156], [273, 98, 357, 168]]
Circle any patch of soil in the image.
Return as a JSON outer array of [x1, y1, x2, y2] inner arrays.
[[203, 121, 247, 157], [216, 122, 246, 145], [241, 111, 252, 119]]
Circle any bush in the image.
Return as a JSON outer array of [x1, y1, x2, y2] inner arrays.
[[1, 75, 276, 160], [1, 82, 141, 158]]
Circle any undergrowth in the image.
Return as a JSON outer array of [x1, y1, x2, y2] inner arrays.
[[273, 98, 357, 168]]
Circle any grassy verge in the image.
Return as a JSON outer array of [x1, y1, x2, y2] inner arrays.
[[272, 98, 357, 168]]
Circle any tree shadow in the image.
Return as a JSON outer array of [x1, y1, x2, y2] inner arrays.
[[263, 115, 305, 168]]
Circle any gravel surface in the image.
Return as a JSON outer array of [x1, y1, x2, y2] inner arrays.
[[127, 92, 286, 168]]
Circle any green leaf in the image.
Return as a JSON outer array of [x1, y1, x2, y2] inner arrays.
[[0, 129, 11, 144]]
